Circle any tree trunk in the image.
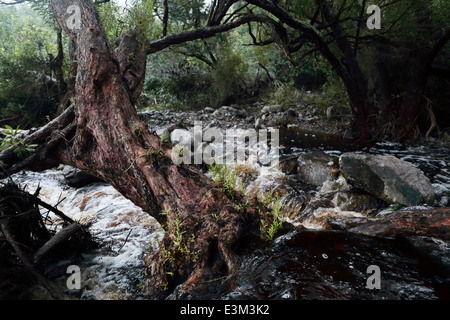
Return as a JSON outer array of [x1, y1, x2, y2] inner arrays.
[[44, 0, 266, 298], [320, 2, 372, 144]]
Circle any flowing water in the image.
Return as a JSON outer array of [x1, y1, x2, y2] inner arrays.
[[1, 126, 449, 299], [2, 168, 163, 299]]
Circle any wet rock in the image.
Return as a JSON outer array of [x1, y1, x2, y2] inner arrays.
[[339, 153, 435, 206], [301, 207, 366, 230], [347, 208, 450, 240], [295, 196, 334, 222], [170, 128, 193, 145], [330, 191, 386, 216], [63, 167, 104, 188], [254, 118, 262, 130], [293, 188, 382, 229], [261, 105, 282, 114], [293, 175, 386, 228], [297, 151, 339, 187], [279, 155, 299, 175], [326, 216, 369, 231], [320, 175, 352, 193], [246, 172, 308, 220], [403, 236, 450, 272], [282, 195, 307, 220]]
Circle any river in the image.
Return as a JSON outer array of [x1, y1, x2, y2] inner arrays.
[[1, 125, 449, 300]]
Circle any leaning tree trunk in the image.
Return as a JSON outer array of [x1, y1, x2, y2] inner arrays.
[[43, 0, 264, 297]]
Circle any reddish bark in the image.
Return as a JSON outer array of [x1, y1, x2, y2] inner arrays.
[[42, 0, 268, 297], [328, 208, 450, 240]]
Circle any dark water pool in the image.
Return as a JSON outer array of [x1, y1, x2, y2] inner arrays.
[[171, 230, 450, 300]]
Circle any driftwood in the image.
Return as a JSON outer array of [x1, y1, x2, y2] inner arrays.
[[33, 223, 83, 264], [0, 221, 62, 300], [0, 181, 92, 299], [327, 207, 450, 240]]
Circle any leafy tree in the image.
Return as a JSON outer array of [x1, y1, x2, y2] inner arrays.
[[0, 0, 448, 300], [0, 5, 59, 127], [241, 0, 450, 142]]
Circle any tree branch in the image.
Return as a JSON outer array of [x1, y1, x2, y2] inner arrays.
[[147, 14, 277, 54]]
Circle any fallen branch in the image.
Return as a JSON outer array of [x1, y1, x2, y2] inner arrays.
[[0, 187, 75, 224], [0, 216, 64, 300], [0, 104, 75, 178], [0, 181, 93, 299], [33, 223, 84, 264]]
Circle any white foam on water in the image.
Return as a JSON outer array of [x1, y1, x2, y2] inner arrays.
[[5, 166, 163, 300]]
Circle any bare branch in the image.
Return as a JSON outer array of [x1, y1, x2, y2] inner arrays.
[[147, 14, 277, 54]]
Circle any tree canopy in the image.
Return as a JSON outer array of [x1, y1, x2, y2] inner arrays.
[[1, 0, 448, 141]]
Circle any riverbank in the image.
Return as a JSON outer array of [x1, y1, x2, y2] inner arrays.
[[1, 103, 449, 299]]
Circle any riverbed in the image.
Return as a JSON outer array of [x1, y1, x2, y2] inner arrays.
[[1, 107, 449, 299]]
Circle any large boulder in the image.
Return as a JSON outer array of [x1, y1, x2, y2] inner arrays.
[[339, 153, 435, 206], [297, 151, 339, 187]]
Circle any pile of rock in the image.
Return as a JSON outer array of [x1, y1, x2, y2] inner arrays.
[[289, 150, 437, 230]]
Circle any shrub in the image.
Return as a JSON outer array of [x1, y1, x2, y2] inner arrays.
[[0, 125, 37, 158]]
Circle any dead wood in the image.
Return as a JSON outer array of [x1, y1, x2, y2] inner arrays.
[[0, 222, 63, 300], [0, 181, 93, 299], [33, 223, 84, 264], [0, 104, 76, 179]]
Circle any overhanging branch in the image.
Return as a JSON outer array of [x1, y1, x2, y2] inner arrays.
[[147, 14, 279, 54]]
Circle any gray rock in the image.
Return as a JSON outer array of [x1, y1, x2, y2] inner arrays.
[[297, 151, 339, 187], [212, 109, 223, 116], [279, 155, 299, 175], [255, 118, 262, 130], [156, 127, 169, 138], [63, 167, 103, 188], [155, 123, 177, 139], [261, 105, 282, 114], [170, 129, 193, 146], [204, 107, 214, 113], [219, 106, 244, 116], [339, 153, 435, 206], [347, 207, 450, 239]]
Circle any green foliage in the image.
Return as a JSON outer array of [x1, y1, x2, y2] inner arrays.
[[259, 188, 284, 242], [261, 52, 349, 110], [141, 33, 259, 110], [97, 0, 129, 44], [0, 125, 37, 158], [263, 80, 304, 108], [96, 0, 156, 46], [209, 38, 251, 106], [160, 210, 198, 264], [0, 5, 59, 128], [316, 76, 349, 110], [125, 0, 155, 38], [209, 161, 246, 200], [29, 0, 58, 29], [141, 58, 212, 110]]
